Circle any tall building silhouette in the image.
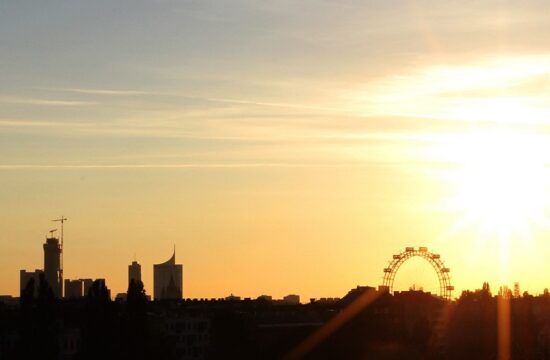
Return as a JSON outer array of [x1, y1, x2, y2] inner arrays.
[[43, 236, 63, 297], [153, 249, 183, 300], [63, 278, 101, 298], [129, 260, 141, 285], [64, 279, 83, 298], [82, 278, 94, 296], [19, 269, 43, 296]]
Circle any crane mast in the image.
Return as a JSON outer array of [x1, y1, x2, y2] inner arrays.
[[52, 216, 67, 294]]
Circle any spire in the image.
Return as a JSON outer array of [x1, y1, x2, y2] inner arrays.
[[156, 247, 176, 266], [170, 244, 176, 264]]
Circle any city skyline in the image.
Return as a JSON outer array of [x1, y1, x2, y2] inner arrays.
[[7, 221, 549, 302], [4, 1, 550, 302]]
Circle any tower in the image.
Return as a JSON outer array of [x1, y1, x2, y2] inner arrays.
[[52, 216, 67, 296], [153, 248, 183, 300], [43, 235, 62, 298], [129, 260, 142, 285]]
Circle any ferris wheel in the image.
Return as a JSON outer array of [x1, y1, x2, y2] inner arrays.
[[381, 247, 454, 300]]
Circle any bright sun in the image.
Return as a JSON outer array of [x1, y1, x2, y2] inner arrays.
[[447, 129, 549, 239]]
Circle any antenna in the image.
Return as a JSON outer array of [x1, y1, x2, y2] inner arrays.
[[52, 216, 68, 289], [49, 229, 57, 237]]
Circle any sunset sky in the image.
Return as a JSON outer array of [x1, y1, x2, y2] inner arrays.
[[3, 1, 550, 300]]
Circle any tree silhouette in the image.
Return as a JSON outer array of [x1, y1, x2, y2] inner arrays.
[[16, 277, 35, 359], [447, 286, 497, 360], [121, 279, 150, 359], [79, 279, 118, 359], [36, 273, 59, 360]]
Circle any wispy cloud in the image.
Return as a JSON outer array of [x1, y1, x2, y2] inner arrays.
[[54, 88, 152, 96], [0, 162, 389, 170], [348, 54, 550, 123], [0, 114, 475, 143], [201, 96, 345, 113], [0, 96, 96, 106], [45, 86, 345, 113], [0, 120, 84, 128]]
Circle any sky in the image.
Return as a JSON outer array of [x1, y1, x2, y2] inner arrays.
[[3, 0, 550, 300]]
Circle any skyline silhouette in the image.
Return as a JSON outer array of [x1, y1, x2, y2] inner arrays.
[[6, 224, 547, 304], [3, 1, 550, 358], [3, 276, 550, 359]]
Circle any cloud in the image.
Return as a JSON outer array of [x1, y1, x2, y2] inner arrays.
[[55, 88, 152, 96], [0, 162, 387, 170], [45, 86, 344, 112], [348, 54, 550, 123], [0, 120, 76, 127], [200, 96, 345, 113], [0, 96, 96, 106]]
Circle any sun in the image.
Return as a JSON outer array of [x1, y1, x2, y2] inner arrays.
[[446, 129, 549, 239]]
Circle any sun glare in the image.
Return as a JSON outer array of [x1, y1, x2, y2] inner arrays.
[[446, 129, 549, 240], [350, 55, 550, 260]]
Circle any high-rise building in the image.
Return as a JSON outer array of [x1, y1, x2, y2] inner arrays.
[[64, 278, 109, 298], [94, 278, 110, 298], [43, 236, 62, 298], [128, 260, 141, 285], [20, 269, 43, 296], [153, 250, 183, 300], [82, 278, 94, 296], [64, 279, 83, 298]]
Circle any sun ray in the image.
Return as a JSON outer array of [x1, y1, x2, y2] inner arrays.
[[437, 127, 550, 283]]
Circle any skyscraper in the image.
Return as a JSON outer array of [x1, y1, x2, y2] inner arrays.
[[153, 249, 183, 300], [43, 236, 62, 298], [20, 269, 43, 296], [129, 260, 142, 285]]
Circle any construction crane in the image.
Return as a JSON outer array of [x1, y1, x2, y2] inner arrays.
[[52, 217, 67, 287]]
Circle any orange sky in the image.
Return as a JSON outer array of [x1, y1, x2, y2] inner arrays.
[[3, 1, 550, 300]]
